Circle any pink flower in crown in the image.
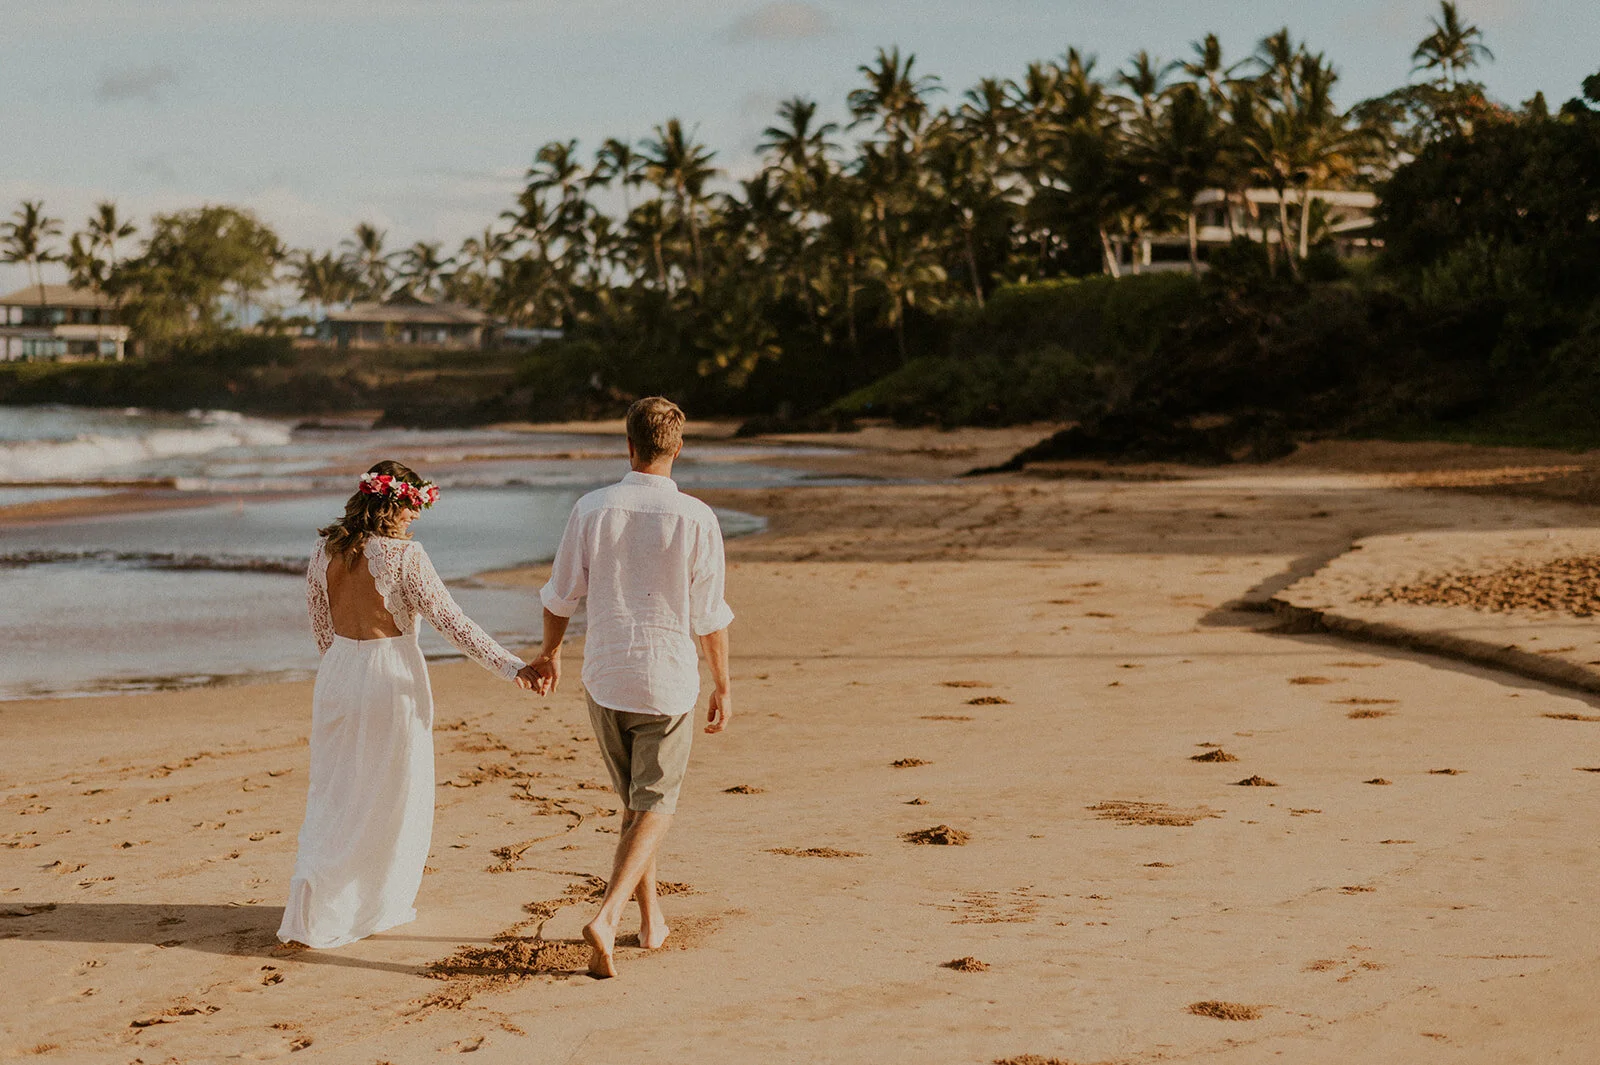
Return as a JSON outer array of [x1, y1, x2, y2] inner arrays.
[[356, 471, 438, 508]]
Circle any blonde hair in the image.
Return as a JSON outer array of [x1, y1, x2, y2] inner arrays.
[[626, 396, 686, 464], [319, 459, 427, 566]]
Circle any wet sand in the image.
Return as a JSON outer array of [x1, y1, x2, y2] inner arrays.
[[6, 432, 1600, 1063]]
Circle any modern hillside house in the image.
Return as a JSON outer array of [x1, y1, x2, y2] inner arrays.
[[323, 293, 491, 350], [1110, 187, 1380, 273], [0, 285, 131, 361]]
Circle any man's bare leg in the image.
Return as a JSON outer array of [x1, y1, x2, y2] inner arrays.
[[620, 810, 670, 948], [584, 809, 673, 977]]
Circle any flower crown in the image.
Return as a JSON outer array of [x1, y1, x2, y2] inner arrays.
[[357, 472, 440, 509]]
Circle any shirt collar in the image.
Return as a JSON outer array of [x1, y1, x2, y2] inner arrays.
[[622, 470, 678, 491]]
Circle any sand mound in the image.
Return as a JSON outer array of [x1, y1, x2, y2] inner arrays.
[[1233, 775, 1277, 786], [1189, 750, 1238, 763], [940, 680, 990, 688], [768, 847, 862, 858], [891, 758, 932, 768], [1360, 556, 1600, 616], [967, 696, 1011, 705], [994, 1056, 1079, 1065], [1089, 801, 1219, 827], [1347, 709, 1391, 719], [1336, 697, 1398, 705], [723, 784, 765, 794], [428, 937, 591, 982], [943, 956, 990, 972], [1187, 1000, 1263, 1021], [1429, 768, 1463, 775], [903, 824, 970, 845], [1544, 712, 1600, 722], [1289, 676, 1334, 685], [1365, 778, 1392, 785]]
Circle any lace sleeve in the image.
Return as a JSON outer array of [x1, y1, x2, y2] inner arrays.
[[401, 543, 525, 681], [307, 540, 335, 654]]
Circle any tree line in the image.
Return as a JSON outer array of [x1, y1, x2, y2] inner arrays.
[[11, 2, 1593, 440]]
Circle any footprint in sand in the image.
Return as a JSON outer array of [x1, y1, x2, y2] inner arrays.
[[767, 846, 862, 858], [1187, 1001, 1264, 1021]]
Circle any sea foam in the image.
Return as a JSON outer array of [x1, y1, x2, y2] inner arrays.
[[0, 412, 291, 482]]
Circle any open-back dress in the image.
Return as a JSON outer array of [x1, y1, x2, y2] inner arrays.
[[278, 535, 525, 948]]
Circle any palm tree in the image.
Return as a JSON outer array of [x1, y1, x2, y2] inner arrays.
[[1118, 50, 1176, 122], [64, 233, 107, 293], [291, 250, 358, 323], [458, 227, 512, 282], [1412, 1, 1493, 88], [1183, 34, 1241, 104], [847, 47, 942, 150], [1131, 83, 1224, 273], [399, 241, 453, 296], [593, 137, 645, 214], [86, 202, 136, 267], [641, 119, 718, 282], [759, 96, 838, 207], [341, 222, 392, 299], [1, 201, 64, 306]]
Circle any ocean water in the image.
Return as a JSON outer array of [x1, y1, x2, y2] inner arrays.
[[0, 406, 840, 700]]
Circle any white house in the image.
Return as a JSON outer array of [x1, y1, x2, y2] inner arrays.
[[1111, 187, 1380, 273], [0, 285, 131, 362]]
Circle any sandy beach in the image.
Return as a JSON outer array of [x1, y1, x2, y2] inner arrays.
[[7, 428, 1600, 1063]]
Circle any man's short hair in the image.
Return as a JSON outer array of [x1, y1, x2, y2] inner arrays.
[[626, 396, 686, 464]]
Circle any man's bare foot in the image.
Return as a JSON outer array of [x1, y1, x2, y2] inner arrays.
[[583, 919, 617, 978], [638, 918, 670, 950]]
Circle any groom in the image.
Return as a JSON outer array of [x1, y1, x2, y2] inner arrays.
[[531, 396, 734, 978]]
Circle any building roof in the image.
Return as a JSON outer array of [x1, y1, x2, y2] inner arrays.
[[1193, 188, 1377, 208], [326, 295, 488, 326], [0, 284, 114, 310]]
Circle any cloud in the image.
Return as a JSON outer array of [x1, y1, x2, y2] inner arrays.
[[95, 63, 178, 104], [728, 2, 833, 43]]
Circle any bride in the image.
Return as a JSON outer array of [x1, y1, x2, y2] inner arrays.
[[279, 460, 539, 949]]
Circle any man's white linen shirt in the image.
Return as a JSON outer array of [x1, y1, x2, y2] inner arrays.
[[540, 471, 734, 717]]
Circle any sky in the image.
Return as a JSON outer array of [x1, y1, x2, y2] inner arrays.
[[2, 0, 1596, 295]]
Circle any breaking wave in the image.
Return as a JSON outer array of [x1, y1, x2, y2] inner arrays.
[[0, 410, 291, 482]]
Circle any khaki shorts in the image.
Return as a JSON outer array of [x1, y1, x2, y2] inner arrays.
[[585, 690, 695, 814]]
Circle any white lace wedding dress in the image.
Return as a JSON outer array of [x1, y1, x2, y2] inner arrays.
[[278, 535, 525, 948]]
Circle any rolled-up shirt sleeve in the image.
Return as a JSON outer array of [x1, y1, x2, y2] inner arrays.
[[539, 505, 588, 617], [689, 516, 734, 636]]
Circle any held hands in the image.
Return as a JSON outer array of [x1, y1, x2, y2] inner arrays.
[[705, 688, 732, 734], [521, 649, 561, 696]]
